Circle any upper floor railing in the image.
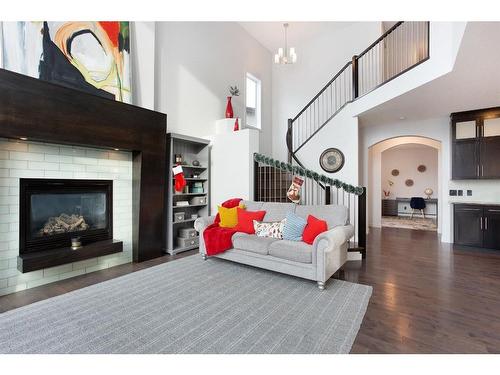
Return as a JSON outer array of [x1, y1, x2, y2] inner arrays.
[[287, 21, 430, 163]]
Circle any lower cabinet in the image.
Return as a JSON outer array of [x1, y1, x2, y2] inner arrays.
[[484, 207, 500, 249], [382, 199, 398, 216], [454, 204, 500, 250]]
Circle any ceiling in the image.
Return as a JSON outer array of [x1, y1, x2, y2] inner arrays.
[[239, 22, 354, 53], [359, 22, 500, 126]]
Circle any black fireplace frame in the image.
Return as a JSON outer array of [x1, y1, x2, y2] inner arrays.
[[20, 179, 113, 254]]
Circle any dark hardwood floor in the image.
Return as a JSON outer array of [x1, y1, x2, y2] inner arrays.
[[1, 227, 499, 354], [347, 227, 500, 354]]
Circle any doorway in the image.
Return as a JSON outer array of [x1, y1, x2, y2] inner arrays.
[[368, 136, 442, 232]]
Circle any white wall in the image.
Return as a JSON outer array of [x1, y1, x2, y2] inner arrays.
[[155, 22, 273, 155], [272, 22, 382, 162], [207, 129, 259, 215], [296, 108, 359, 185], [381, 145, 438, 199], [131, 21, 156, 110]]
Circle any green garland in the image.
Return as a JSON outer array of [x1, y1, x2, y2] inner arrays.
[[254, 153, 364, 196]]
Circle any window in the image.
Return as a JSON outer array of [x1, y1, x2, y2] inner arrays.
[[246, 73, 261, 129]]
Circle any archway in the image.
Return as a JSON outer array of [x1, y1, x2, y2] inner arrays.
[[367, 136, 442, 233]]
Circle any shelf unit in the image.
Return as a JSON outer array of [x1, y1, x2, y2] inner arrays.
[[165, 133, 210, 255]]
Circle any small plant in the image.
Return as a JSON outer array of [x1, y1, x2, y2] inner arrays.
[[229, 86, 240, 96]]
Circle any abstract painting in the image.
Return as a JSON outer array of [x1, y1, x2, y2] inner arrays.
[[0, 21, 131, 103]]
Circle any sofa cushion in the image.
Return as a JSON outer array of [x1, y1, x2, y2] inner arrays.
[[282, 211, 307, 241], [294, 204, 348, 229], [217, 203, 244, 228], [303, 215, 328, 244], [234, 208, 266, 234], [241, 200, 264, 211], [268, 240, 313, 264], [254, 219, 286, 239], [231, 232, 279, 255], [261, 202, 296, 222]]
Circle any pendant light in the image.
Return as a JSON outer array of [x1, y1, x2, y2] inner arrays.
[[274, 23, 297, 65]]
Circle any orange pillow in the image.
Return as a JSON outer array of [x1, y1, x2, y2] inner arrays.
[[303, 215, 328, 244], [234, 208, 266, 234]]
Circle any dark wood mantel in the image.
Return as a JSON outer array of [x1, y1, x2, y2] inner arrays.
[[0, 68, 167, 262]]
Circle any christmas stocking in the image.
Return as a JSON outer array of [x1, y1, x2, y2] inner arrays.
[[173, 165, 187, 192], [287, 176, 304, 203]]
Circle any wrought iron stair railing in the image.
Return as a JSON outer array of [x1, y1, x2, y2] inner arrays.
[[287, 21, 430, 164], [253, 153, 366, 258]]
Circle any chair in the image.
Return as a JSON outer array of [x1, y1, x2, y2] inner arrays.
[[410, 197, 426, 219]]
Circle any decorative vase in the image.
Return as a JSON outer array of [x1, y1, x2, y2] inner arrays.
[[225, 96, 234, 118], [234, 118, 239, 131]]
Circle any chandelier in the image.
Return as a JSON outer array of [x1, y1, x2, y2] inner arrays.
[[274, 23, 297, 65]]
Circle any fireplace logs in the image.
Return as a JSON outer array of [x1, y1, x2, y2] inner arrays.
[[39, 214, 90, 236]]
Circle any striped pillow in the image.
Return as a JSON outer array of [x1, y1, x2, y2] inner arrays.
[[282, 211, 307, 241]]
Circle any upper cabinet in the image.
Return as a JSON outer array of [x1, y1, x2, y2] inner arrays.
[[451, 107, 500, 180]]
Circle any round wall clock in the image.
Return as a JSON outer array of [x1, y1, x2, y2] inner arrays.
[[319, 148, 345, 173], [391, 169, 400, 176], [405, 179, 414, 187]]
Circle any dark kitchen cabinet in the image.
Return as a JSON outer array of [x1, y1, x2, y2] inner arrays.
[[454, 204, 500, 250], [451, 107, 500, 180], [453, 139, 478, 179], [480, 137, 500, 178], [483, 207, 500, 250], [453, 204, 483, 247]]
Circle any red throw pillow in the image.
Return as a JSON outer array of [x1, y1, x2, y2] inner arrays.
[[303, 215, 328, 245], [214, 198, 243, 225], [234, 208, 266, 234]]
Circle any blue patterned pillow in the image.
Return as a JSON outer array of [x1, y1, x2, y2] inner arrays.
[[282, 211, 307, 241]]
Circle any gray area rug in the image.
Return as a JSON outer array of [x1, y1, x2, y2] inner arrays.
[[0, 255, 372, 354]]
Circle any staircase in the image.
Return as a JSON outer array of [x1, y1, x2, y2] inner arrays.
[[287, 21, 430, 165]]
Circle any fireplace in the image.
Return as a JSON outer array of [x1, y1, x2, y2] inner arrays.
[[18, 179, 121, 273], [20, 179, 113, 253]]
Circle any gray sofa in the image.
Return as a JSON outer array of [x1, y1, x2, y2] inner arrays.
[[194, 200, 354, 290]]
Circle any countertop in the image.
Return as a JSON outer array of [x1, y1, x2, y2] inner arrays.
[[396, 197, 438, 203], [383, 197, 438, 203], [449, 200, 500, 206]]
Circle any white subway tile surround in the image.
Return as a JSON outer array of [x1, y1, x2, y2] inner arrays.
[[0, 138, 133, 296]]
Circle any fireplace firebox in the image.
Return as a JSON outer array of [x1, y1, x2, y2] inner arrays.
[[20, 179, 113, 253], [18, 179, 121, 273]]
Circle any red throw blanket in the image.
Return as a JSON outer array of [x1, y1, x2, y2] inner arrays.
[[203, 198, 242, 256]]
